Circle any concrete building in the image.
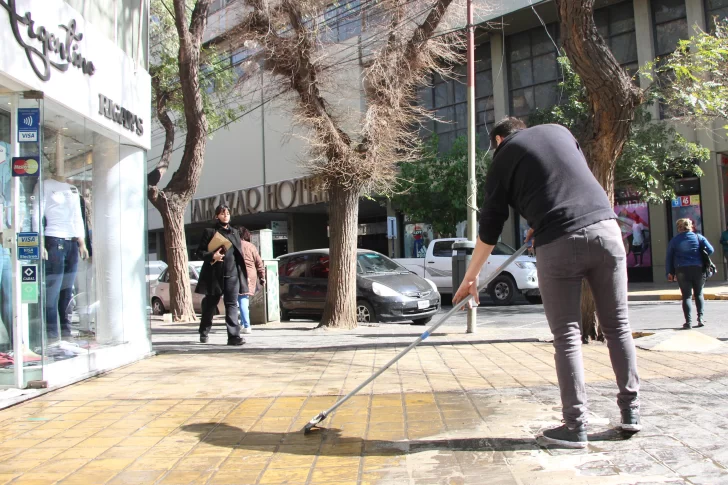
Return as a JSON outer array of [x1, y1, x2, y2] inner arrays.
[[0, 0, 151, 389], [147, 0, 728, 285]]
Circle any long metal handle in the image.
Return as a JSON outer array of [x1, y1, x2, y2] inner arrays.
[[318, 244, 529, 419]]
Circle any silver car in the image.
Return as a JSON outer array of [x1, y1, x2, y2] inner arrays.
[[150, 261, 224, 315]]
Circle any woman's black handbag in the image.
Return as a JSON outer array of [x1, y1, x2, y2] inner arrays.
[[701, 245, 717, 278]]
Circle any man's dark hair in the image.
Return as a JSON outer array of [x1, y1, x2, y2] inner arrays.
[[490, 117, 527, 149], [214, 204, 230, 217], [239, 226, 251, 242]]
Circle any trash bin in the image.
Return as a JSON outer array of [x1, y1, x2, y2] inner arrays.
[[451, 240, 476, 294]]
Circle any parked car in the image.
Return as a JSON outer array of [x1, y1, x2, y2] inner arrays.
[[146, 260, 167, 284], [150, 261, 224, 315], [278, 249, 441, 325], [395, 238, 540, 305]]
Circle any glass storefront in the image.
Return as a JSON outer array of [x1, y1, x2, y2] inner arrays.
[[669, 177, 704, 237], [403, 223, 434, 259], [614, 190, 653, 282], [0, 91, 149, 388]]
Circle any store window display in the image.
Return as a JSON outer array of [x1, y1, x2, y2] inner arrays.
[[0, 140, 12, 349], [32, 137, 89, 342]]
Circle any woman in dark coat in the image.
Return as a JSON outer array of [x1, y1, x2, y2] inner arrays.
[[195, 205, 249, 345]]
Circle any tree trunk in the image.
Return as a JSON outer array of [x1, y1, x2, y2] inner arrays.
[[556, 0, 642, 342], [319, 184, 360, 329], [156, 198, 196, 322]]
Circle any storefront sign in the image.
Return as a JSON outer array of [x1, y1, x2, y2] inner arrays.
[[98, 94, 143, 136], [0, 0, 95, 82], [191, 177, 330, 223], [672, 195, 701, 207], [21, 265, 38, 303], [21, 264, 36, 282], [17, 232, 39, 260], [271, 221, 288, 240], [11, 157, 39, 177], [17, 107, 39, 142]]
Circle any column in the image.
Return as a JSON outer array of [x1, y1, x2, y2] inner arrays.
[[633, 0, 659, 120], [119, 144, 149, 347], [92, 135, 123, 345], [490, 30, 509, 122]]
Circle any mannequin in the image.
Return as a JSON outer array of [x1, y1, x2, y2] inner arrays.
[[32, 132, 89, 342]]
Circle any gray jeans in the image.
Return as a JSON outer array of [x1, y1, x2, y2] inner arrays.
[[536, 219, 640, 427]]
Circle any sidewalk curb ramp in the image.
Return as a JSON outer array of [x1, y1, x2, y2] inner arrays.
[[633, 330, 728, 353], [629, 292, 728, 302]]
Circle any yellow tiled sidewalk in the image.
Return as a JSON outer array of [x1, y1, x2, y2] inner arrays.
[[0, 342, 727, 484]]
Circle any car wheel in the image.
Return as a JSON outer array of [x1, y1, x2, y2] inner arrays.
[[280, 308, 290, 321], [489, 275, 516, 306], [151, 298, 165, 316], [525, 295, 542, 305], [411, 316, 432, 325], [356, 300, 376, 324]]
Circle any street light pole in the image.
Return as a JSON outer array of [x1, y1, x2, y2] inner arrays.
[[466, 0, 477, 333]]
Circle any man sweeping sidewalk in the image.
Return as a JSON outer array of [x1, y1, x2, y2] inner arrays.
[[453, 117, 641, 448]]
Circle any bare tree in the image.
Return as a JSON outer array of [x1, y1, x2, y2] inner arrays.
[[230, 0, 466, 328], [148, 0, 213, 322]]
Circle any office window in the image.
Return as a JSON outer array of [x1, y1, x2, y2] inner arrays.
[[594, 1, 638, 75], [231, 48, 252, 80], [507, 24, 561, 118], [209, 0, 234, 15], [322, 1, 362, 43], [652, 0, 688, 57], [705, 0, 728, 31], [419, 43, 493, 153]]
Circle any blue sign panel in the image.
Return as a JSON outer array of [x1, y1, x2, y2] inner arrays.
[[17, 108, 40, 143], [17, 232, 39, 260], [18, 247, 39, 260]]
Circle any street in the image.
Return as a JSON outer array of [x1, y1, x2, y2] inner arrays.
[[440, 300, 728, 341]]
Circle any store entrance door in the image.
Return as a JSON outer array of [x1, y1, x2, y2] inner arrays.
[[0, 91, 45, 388]]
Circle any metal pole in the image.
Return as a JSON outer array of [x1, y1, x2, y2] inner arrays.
[[466, 0, 477, 333]]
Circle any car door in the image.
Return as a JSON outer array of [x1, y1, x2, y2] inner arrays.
[[308, 254, 330, 312], [481, 242, 512, 283], [279, 254, 310, 314], [189, 265, 205, 313], [426, 240, 458, 292], [156, 269, 170, 309]]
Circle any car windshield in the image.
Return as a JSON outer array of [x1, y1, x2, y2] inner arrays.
[[493, 242, 516, 256], [146, 262, 167, 278], [357, 252, 403, 274]]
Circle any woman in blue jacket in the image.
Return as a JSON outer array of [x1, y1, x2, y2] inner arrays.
[[666, 218, 714, 329]]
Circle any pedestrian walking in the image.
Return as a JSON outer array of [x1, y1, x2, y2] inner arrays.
[[453, 118, 641, 448], [195, 205, 248, 346], [238, 227, 266, 334], [719, 223, 728, 274], [666, 218, 714, 329]]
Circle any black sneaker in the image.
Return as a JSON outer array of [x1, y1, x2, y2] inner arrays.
[[538, 424, 587, 449], [618, 408, 642, 432], [682, 323, 692, 330], [227, 337, 246, 346], [200, 335, 209, 343]]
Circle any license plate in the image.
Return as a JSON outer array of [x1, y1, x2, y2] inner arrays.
[[417, 300, 429, 310]]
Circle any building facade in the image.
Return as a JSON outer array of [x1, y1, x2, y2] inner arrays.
[[147, 0, 727, 285], [0, 0, 151, 389]]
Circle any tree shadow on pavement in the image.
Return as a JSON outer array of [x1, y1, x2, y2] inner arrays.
[[180, 423, 633, 455]]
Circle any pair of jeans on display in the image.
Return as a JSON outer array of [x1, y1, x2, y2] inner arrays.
[[45, 236, 79, 341], [0, 249, 12, 348]]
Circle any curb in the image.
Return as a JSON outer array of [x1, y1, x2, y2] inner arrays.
[[629, 293, 728, 302]]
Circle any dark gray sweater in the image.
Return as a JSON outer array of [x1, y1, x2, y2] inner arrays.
[[479, 124, 615, 247]]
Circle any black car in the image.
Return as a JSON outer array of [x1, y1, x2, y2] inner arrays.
[[278, 249, 441, 325]]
